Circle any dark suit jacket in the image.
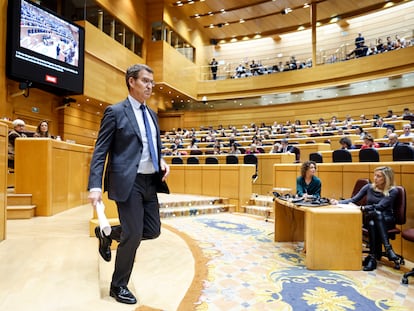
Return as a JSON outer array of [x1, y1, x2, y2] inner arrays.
[[88, 98, 164, 202]]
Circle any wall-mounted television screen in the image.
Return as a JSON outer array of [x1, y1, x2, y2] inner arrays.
[[6, 0, 85, 96]]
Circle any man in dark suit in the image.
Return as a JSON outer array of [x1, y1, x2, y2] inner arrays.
[[387, 133, 404, 147], [277, 138, 292, 153], [88, 64, 169, 305]]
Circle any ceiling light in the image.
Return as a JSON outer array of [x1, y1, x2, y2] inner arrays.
[[281, 8, 292, 15], [303, 3, 310, 8], [297, 25, 305, 31], [239, 19, 245, 23], [329, 16, 340, 23]]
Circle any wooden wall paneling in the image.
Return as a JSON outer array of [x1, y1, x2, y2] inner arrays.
[[79, 21, 144, 103], [184, 165, 202, 194], [273, 164, 299, 194], [166, 165, 185, 194], [341, 164, 371, 199], [95, 0, 146, 39], [158, 113, 183, 134], [259, 154, 296, 195], [161, 42, 198, 97], [219, 165, 254, 212], [15, 139, 51, 216], [317, 163, 344, 199], [0, 1, 9, 120], [146, 41, 165, 81], [202, 165, 220, 197], [0, 124, 7, 241], [52, 147, 69, 214], [15, 139, 91, 216]]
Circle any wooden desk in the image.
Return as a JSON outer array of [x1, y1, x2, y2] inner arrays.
[[274, 198, 362, 270], [15, 138, 92, 216]]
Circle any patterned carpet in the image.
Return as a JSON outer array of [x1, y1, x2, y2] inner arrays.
[[162, 213, 414, 311]]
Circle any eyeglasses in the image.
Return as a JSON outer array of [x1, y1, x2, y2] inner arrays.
[[139, 78, 156, 87]]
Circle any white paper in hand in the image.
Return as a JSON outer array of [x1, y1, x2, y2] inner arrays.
[[96, 201, 111, 236]]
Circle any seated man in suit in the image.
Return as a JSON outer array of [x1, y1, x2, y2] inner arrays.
[[387, 133, 404, 147], [277, 138, 293, 153]]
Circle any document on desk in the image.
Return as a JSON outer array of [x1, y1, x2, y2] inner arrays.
[[336, 203, 360, 209], [96, 201, 112, 236]]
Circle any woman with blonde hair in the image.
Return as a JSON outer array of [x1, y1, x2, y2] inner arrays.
[[331, 166, 399, 271]]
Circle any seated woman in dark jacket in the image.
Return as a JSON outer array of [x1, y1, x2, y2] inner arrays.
[[296, 161, 321, 199], [331, 166, 399, 271]]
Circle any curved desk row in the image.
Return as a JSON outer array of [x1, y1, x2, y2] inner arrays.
[[274, 198, 362, 270]]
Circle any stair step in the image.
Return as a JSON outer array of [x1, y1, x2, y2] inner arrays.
[[159, 198, 226, 208], [7, 205, 36, 219], [242, 204, 272, 218], [160, 204, 234, 218], [7, 193, 33, 205]]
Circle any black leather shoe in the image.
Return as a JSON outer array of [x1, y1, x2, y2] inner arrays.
[[363, 256, 377, 271], [362, 255, 371, 266], [94, 226, 111, 262], [385, 247, 399, 262], [110, 286, 137, 304]]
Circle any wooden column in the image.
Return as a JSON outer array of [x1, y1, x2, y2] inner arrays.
[[311, 2, 317, 67]]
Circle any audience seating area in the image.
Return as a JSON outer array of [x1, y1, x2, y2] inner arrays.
[[162, 116, 413, 163]]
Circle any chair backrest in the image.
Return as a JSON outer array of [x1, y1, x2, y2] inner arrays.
[[205, 157, 219, 164], [171, 157, 183, 164], [310, 132, 321, 137], [243, 154, 258, 165], [309, 152, 323, 163], [332, 149, 352, 162], [289, 146, 301, 162], [394, 185, 407, 226], [190, 149, 203, 155], [187, 156, 199, 164], [393, 145, 414, 161], [359, 148, 380, 162], [226, 155, 239, 164], [351, 178, 370, 205]]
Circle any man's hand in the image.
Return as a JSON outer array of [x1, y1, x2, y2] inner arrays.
[[160, 159, 170, 181], [88, 190, 102, 208]]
